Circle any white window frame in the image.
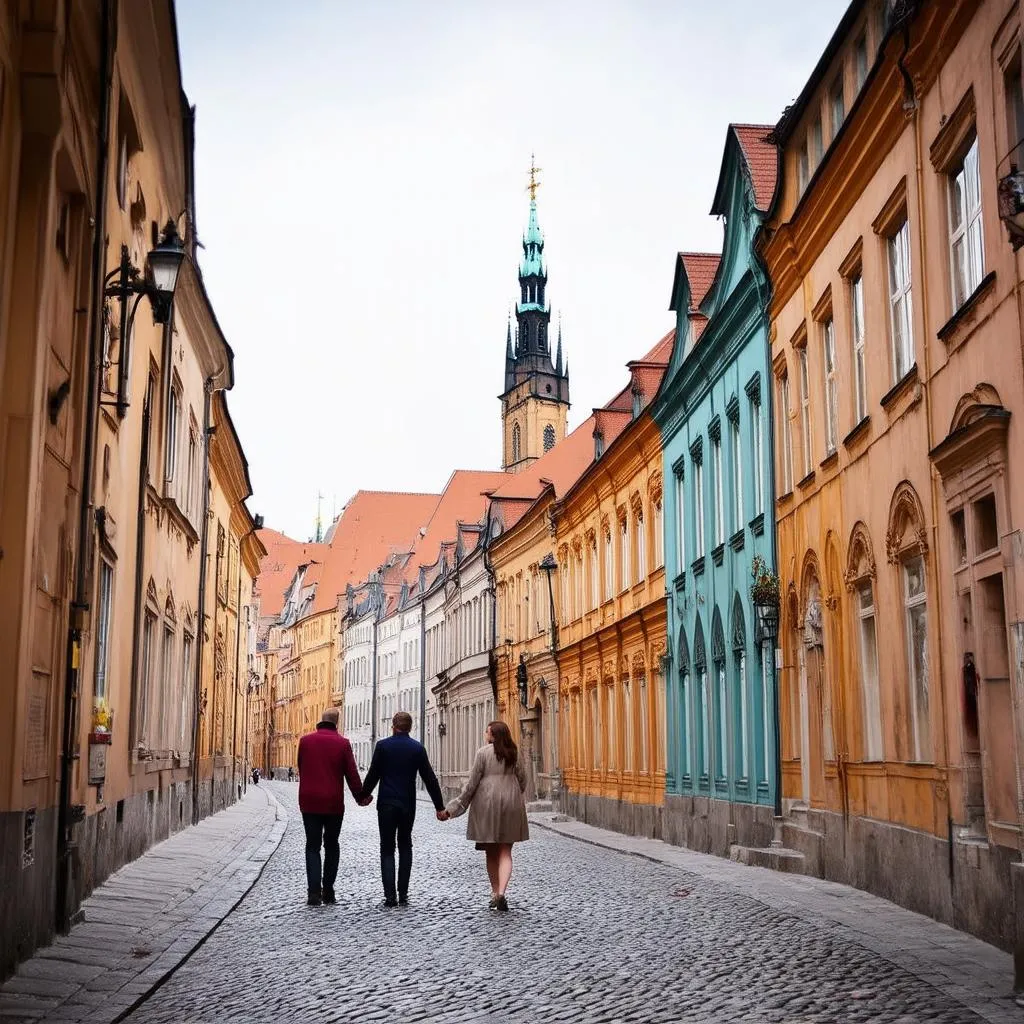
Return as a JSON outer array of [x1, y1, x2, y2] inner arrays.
[[822, 318, 838, 456], [779, 373, 793, 493], [635, 510, 645, 584], [947, 134, 984, 310], [619, 517, 630, 593], [851, 274, 867, 423], [603, 530, 613, 603], [712, 434, 724, 547], [730, 416, 743, 533], [94, 559, 114, 700], [888, 219, 914, 382], [674, 472, 685, 569], [751, 397, 764, 516], [165, 384, 180, 484], [903, 554, 931, 762], [856, 581, 883, 762], [798, 348, 812, 476], [653, 499, 663, 568], [693, 458, 705, 558]]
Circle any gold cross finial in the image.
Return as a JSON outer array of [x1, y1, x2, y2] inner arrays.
[[527, 153, 542, 201]]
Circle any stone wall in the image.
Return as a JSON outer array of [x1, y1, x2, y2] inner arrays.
[[562, 791, 664, 841]]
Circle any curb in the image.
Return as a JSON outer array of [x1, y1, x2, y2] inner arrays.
[[108, 788, 288, 1024]]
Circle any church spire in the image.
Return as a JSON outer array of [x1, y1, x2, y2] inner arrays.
[[499, 158, 570, 474], [555, 314, 563, 375]]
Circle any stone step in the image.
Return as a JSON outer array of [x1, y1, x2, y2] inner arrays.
[[729, 843, 807, 874]]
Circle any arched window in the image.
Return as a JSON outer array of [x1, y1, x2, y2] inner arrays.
[[677, 627, 690, 785], [711, 608, 727, 781], [694, 616, 709, 780], [511, 422, 521, 463], [543, 424, 556, 452], [731, 594, 749, 782]]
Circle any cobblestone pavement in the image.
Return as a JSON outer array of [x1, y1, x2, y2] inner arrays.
[[122, 783, 1021, 1024]]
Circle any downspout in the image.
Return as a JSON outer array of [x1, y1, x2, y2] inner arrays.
[[190, 371, 224, 824], [230, 552, 244, 800], [370, 590, 381, 746], [752, 209, 782, 822], [57, 0, 115, 936]]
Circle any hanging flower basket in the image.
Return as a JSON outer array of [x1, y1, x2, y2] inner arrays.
[[750, 554, 781, 642]]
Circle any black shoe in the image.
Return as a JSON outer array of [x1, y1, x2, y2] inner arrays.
[[307, 890, 322, 907], [322, 888, 336, 905], [379, 897, 398, 909], [487, 897, 498, 911], [398, 894, 408, 906], [495, 895, 509, 912]]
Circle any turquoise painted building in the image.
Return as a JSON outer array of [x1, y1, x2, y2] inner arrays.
[[652, 125, 779, 854]]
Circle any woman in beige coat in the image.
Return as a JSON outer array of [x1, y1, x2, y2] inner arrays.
[[446, 720, 529, 911]]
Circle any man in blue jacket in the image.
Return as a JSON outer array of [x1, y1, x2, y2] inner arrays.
[[358, 711, 447, 907]]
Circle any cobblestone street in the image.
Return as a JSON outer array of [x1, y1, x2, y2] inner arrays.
[[120, 783, 1018, 1024]]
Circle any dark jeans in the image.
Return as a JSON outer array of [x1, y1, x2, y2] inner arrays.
[[302, 812, 343, 893], [377, 803, 415, 901]]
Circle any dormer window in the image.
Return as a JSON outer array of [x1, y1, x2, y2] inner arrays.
[[631, 387, 643, 418], [594, 430, 605, 459]]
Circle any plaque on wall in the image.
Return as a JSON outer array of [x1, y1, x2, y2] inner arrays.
[[88, 742, 107, 786], [23, 673, 50, 781]]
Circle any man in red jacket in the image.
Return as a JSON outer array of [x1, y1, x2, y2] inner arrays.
[[297, 707, 370, 906]]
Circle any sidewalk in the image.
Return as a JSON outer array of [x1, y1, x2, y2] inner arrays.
[[0, 786, 287, 1024], [529, 811, 1023, 1024]]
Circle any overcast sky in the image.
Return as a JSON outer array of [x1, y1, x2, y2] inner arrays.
[[175, 0, 848, 542]]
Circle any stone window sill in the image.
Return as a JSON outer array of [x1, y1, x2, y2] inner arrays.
[[711, 543, 725, 566], [692, 555, 706, 577], [749, 512, 766, 537], [937, 270, 996, 345], [843, 416, 870, 449], [880, 363, 919, 410], [797, 470, 816, 489], [729, 529, 745, 552]]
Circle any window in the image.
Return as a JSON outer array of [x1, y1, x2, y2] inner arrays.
[[653, 499, 663, 568], [94, 560, 114, 700], [165, 385, 180, 483], [854, 34, 868, 91], [948, 135, 984, 309], [850, 275, 867, 423], [603, 529, 613, 602], [619, 517, 629, 592], [543, 424, 556, 452], [888, 219, 914, 381], [117, 134, 129, 209], [798, 148, 810, 194], [674, 472, 685, 568], [180, 632, 194, 751], [589, 540, 599, 609], [903, 555, 931, 761], [511, 422, 521, 463], [830, 77, 845, 138], [751, 397, 764, 516], [736, 651, 748, 780], [730, 417, 743, 533], [810, 116, 823, 169], [635, 511, 645, 583], [712, 434, 724, 546], [160, 624, 174, 749], [798, 348, 812, 476], [822, 319, 838, 455], [693, 458, 705, 558], [140, 612, 156, 745], [856, 582, 883, 761], [779, 372, 793, 493], [631, 388, 642, 418], [590, 687, 601, 768]]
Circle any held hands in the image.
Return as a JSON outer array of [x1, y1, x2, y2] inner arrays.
[[435, 809, 450, 821], [358, 795, 373, 807]]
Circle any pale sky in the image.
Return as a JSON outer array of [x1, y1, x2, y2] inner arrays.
[[176, 0, 848, 542]]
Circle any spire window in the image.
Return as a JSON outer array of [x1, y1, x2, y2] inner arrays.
[[543, 425, 556, 452], [511, 422, 522, 463]]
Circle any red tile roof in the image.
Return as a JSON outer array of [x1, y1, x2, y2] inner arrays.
[[679, 253, 721, 312], [730, 124, 778, 213], [404, 469, 511, 581], [255, 530, 327, 617], [311, 490, 441, 613]]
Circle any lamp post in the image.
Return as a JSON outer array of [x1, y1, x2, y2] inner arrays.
[[516, 655, 528, 709], [538, 552, 561, 805], [102, 219, 186, 418], [539, 553, 558, 653]]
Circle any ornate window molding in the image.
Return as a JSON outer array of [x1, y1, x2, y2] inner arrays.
[[844, 521, 877, 591], [885, 481, 929, 564]]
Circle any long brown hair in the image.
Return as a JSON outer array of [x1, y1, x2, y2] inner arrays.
[[487, 720, 518, 769]]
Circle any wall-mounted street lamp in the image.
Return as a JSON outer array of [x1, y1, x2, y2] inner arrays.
[[102, 220, 186, 418], [539, 552, 558, 653], [516, 654, 528, 709]]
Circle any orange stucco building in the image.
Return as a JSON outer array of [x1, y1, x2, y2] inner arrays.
[[762, 0, 1023, 959]]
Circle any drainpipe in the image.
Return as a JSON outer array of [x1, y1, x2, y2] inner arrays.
[[190, 371, 224, 824], [370, 589, 381, 746], [57, 0, 115, 936], [230, 557, 244, 800]]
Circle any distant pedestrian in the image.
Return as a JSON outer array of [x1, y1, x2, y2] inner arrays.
[[288, 766, 295, 782], [252, 767, 260, 785], [446, 720, 529, 912], [297, 707, 371, 906], [357, 711, 448, 908]]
